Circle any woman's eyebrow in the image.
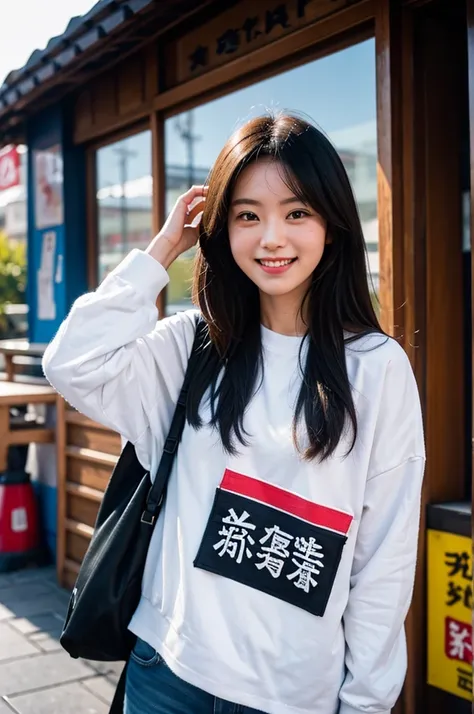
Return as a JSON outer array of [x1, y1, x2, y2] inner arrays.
[[231, 197, 301, 207]]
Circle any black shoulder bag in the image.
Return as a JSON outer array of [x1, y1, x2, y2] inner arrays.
[[60, 317, 207, 678]]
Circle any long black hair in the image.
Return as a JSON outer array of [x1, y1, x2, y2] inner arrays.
[[188, 112, 382, 461]]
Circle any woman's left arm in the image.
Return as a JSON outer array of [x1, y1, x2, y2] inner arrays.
[[338, 344, 426, 714]]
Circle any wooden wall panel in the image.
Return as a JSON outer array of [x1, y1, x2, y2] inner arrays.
[[73, 47, 156, 143], [66, 490, 100, 529], [67, 456, 113, 492], [74, 89, 94, 140], [412, 4, 467, 714], [66, 531, 90, 563], [118, 53, 146, 115], [56, 400, 118, 587], [62, 565, 79, 592], [67, 422, 122, 456], [422, 5, 466, 504], [93, 70, 118, 127]]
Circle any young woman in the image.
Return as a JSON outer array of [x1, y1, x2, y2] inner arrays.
[[43, 113, 425, 714]]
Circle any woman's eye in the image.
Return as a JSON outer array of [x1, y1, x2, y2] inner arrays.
[[288, 210, 310, 220], [238, 212, 258, 221]]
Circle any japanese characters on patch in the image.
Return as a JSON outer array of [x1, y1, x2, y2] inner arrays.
[[194, 469, 353, 616]]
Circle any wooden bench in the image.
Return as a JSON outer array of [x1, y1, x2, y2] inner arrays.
[[0, 382, 58, 472], [0, 340, 47, 382]]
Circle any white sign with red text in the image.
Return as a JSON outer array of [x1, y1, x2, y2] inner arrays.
[[0, 146, 20, 191]]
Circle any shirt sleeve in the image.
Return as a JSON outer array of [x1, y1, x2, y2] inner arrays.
[[42, 249, 197, 470], [338, 344, 426, 714]]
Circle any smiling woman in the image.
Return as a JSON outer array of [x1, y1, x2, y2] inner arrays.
[[42, 111, 424, 714]]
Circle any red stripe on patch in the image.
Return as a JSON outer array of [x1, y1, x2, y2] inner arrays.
[[221, 469, 353, 535]]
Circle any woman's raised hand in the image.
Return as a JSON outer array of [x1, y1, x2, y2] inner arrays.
[[146, 185, 207, 269]]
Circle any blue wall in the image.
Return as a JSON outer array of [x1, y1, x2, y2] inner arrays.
[[26, 102, 88, 561], [27, 103, 87, 343]]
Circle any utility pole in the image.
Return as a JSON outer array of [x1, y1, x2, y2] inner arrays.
[[113, 145, 136, 252], [174, 111, 201, 187]]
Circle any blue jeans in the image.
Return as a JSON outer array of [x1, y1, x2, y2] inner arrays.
[[124, 637, 265, 714]]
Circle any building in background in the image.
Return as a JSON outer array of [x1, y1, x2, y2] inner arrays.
[[0, 2, 471, 713]]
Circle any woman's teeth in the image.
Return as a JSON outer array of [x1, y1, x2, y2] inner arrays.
[[259, 259, 294, 267]]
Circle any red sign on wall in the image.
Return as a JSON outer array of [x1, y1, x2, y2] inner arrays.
[[0, 146, 20, 191], [445, 616, 473, 665]]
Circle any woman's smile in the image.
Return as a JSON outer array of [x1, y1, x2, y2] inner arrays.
[[256, 257, 298, 274]]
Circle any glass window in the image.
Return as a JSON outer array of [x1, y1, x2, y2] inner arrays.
[[164, 39, 377, 315], [96, 130, 152, 283]]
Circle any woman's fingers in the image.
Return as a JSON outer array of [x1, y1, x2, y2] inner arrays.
[[179, 185, 208, 210], [152, 185, 207, 260]]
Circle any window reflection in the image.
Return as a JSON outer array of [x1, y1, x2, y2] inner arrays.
[[164, 39, 377, 315], [96, 130, 152, 283]]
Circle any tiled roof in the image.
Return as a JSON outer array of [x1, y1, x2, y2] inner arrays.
[[0, 0, 156, 115]]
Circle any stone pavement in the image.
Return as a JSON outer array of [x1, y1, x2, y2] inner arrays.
[[0, 565, 122, 714]]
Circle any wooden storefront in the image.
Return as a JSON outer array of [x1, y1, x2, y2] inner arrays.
[[0, 0, 472, 712]]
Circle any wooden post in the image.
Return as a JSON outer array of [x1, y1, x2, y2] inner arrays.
[[151, 110, 167, 317], [416, 3, 467, 714], [376, 2, 467, 713], [56, 396, 67, 588], [467, 0, 474, 530], [0, 405, 9, 471], [4, 355, 14, 382]]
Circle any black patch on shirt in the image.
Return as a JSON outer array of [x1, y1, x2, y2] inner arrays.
[[194, 488, 348, 616]]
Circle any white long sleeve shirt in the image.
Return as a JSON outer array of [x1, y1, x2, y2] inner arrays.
[[43, 249, 425, 714]]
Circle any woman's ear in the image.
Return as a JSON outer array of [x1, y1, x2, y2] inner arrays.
[[325, 232, 333, 245]]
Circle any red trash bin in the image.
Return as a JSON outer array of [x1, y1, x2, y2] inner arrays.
[[0, 469, 41, 572]]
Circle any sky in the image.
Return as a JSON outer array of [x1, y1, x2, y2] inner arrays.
[[0, 0, 96, 85]]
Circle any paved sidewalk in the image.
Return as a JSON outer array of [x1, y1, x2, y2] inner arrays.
[[0, 566, 122, 713]]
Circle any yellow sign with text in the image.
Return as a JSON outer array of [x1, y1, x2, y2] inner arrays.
[[427, 529, 472, 701]]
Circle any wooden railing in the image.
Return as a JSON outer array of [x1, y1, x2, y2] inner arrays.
[[56, 398, 121, 589]]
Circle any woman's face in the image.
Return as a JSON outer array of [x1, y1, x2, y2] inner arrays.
[[228, 159, 327, 304]]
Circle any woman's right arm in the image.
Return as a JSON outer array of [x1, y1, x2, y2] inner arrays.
[[43, 185, 207, 469], [43, 250, 197, 463]]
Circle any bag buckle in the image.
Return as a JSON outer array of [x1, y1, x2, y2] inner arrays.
[[141, 494, 164, 526], [141, 510, 155, 525], [163, 437, 178, 454]]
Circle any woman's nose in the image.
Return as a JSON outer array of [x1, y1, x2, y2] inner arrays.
[[260, 221, 286, 250]]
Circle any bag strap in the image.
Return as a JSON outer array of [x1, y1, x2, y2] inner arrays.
[[108, 661, 127, 714], [141, 315, 207, 525]]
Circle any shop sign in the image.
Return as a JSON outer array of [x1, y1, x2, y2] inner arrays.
[[177, 0, 362, 83], [427, 529, 472, 701], [0, 145, 20, 191]]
